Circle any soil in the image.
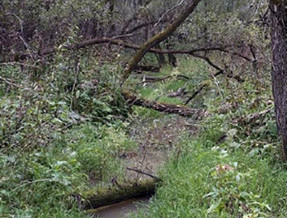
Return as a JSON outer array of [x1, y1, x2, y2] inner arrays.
[[121, 115, 197, 182]]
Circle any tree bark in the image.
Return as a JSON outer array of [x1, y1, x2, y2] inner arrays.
[[121, 0, 202, 82], [122, 91, 202, 117], [270, 0, 287, 161], [84, 180, 156, 210]]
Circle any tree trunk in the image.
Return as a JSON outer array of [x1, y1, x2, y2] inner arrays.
[[121, 0, 202, 82], [155, 44, 166, 67], [270, 0, 287, 161]]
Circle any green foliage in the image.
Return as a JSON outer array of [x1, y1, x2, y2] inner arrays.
[[0, 121, 135, 216], [202, 78, 278, 157], [68, 123, 136, 182], [0, 79, 69, 148], [0, 0, 277, 217], [136, 136, 287, 217], [0, 56, 133, 216], [0, 145, 85, 216], [132, 57, 283, 217]]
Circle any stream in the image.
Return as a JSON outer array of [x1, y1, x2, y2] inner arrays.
[[92, 197, 150, 218], [90, 117, 194, 217]]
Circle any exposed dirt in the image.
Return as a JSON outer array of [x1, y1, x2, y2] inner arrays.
[[121, 115, 197, 182]]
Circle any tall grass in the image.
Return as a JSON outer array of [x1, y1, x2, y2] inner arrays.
[[135, 134, 287, 217]]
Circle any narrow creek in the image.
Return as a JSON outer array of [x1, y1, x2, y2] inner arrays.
[[91, 197, 150, 218], [89, 117, 195, 217]]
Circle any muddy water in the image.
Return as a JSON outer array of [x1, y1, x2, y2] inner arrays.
[[92, 197, 150, 218]]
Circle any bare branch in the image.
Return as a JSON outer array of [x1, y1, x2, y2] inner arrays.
[[121, 0, 203, 82], [122, 91, 203, 117], [126, 167, 162, 181], [152, 0, 185, 31]]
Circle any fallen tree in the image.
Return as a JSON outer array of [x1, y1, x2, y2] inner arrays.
[[122, 91, 203, 117], [84, 180, 156, 210]]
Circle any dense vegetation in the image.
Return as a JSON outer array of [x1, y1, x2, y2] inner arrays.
[[1, 0, 287, 217]]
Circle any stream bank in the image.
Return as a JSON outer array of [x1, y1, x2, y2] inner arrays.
[[83, 115, 197, 215]]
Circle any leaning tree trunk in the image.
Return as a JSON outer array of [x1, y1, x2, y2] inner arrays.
[[270, 0, 287, 161], [121, 0, 202, 82]]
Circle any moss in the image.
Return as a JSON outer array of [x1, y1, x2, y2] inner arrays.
[[121, 0, 202, 82], [83, 180, 157, 209]]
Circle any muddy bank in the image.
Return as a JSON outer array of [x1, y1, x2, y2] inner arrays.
[[123, 116, 197, 182]]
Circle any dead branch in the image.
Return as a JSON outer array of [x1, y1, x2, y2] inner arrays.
[[191, 54, 245, 83], [122, 91, 202, 117], [14, 36, 250, 66], [235, 109, 273, 125], [126, 167, 162, 181], [185, 84, 208, 105], [142, 75, 190, 82]]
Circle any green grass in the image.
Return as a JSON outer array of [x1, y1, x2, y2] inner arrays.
[[132, 57, 211, 110], [0, 122, 136, 217], [1, 56, 284, 217], [135, 134, 287, 218], [132, 66, 286, 217], [130, 58, 287, 217]]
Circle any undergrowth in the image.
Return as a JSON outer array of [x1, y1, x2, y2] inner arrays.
[[136, 136, 287, 217], [0, 56, 135, 216], [135, 65, 287, 217], [1, 54, 285, 217]]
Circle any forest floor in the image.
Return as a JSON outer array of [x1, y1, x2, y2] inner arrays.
[[2, 57, 287, 217]]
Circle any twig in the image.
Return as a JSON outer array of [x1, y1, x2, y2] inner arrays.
[[152, 0, 185, 32], [0, 76, 25, 89], [112, 32, 141, 40], [185, 84, 208, 105], [126, 167, 162, 181]]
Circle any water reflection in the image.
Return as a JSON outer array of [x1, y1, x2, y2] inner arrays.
[[92, 197, 149, 218]]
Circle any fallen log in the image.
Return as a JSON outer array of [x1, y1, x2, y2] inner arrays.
[[144, 75, 190, 81], [122, 91, 201, 117], [83, 180, 156, 210], [135, 65, 160, 72]]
